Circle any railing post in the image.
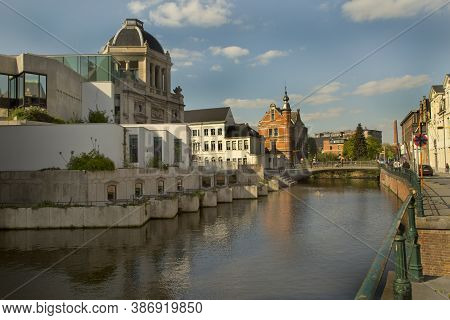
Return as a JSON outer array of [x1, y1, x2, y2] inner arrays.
[[393, 231, 412, 300], [407, 195, 424, 282], [415, 191, 424, 217]]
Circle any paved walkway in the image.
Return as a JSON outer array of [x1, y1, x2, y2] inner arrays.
[[422, 175, 450, 216], [382, 272, 450, 300]]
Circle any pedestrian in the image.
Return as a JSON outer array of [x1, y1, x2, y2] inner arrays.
[[446, 163, 449, 173]]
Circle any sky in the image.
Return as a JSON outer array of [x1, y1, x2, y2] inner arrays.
[[1, 0, 450, 143]]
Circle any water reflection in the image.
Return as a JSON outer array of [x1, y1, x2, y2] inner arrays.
[[0, 180, 400, 299]]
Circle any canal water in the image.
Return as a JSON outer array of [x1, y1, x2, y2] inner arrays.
[[0, 180, 401, 299]]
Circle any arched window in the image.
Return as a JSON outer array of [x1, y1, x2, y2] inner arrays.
[[107, 184, 117, 202], [211, 157, 216, 163], [218, 157, 223, 163], [177, 178, 183, 192], [157, 180, 164, 194], [205, 157, 209, 164], [135, 182, 143, 197]]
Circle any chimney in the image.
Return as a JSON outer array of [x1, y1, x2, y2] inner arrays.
[[393, 120, 399, 146]]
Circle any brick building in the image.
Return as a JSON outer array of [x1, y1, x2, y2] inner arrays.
[[322, 138, 345, 157], [257, 89, 307, 168]]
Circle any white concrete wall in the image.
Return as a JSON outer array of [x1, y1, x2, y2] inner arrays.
[[82, 82, 115, 122], [0, 124, 124, 171]]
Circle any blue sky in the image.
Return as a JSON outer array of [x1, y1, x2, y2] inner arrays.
[[1, 0, 449, 142]]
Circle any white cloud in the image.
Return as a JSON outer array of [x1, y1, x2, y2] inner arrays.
[[303, 82, 344, 105], [251, 50, 289, 66], [352, 74, 430, 96], [302, 107, 345, 122], [209, 46, 250, 63], [169, 48, 203, 68], [149, 0, 232, 27], [223, 98, 276, 109], [342, 0, 448, 22], [210, 64, 223, 72], [127, 0, 162, 14]]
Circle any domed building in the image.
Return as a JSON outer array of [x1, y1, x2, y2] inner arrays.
[[101, 18, 184, 124]]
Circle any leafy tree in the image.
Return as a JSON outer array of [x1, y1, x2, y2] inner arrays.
[[316, 152, 339, 162], [88, 108, 109, 123], [366, 136, 382, 159], [343, 136, 356, 159], [382, 144, 397, 161], [67, 149, 115, 171], [9, 106, 65, 124], [306, 137, 318, 159], [354, 123, 368, 160]]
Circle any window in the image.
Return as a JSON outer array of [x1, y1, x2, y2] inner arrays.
[[238, 140, 243, 150], [271, 141, 276, 151], [204, 141, 209, 151], [271, 110, 275, 121], [218, 141, 223, 151], [218, 128, 223, 135], [154, 137, 162, 164], [226, 141, 231, 150], [135, 183, 143, 197], [329, 146, 332, 150], [204, 129, 209, 136], [216, 173, 225, 186], [211, 141, 216, 151], [202, 176, 212, 188], [269, 129, 273, 136], [21, 73, 47, 107], [174, 138, 182, 163], [218, 157, 223, 163], [243, 157, 247, 165], [238, 158, 242, 165], [211, 128, 216, 136], [211, 157, 216, 163], [177, 179, 183, 192], [232, 158, 237, 162], [114, 94, 120, 123], [232, 141, 236, 150], [0, 74, 8, 109], [205, 157, 209, 164], [107, 185, 117, 201], [192, 130, 198, 137], [244, 140, 249, 150], [158, 180, 164, 194], [129, 135, 138, 163], [227, 158, 231, 163], [274, 128, 278, 137]]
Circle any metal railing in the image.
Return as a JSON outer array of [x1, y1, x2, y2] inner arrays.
[[355, 165, 425, 300]]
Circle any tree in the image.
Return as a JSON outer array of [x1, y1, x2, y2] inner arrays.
[[353, 123, 368, 160], [343, 136, 355, 159], [366, 136, 382, 160], [306, 137, 318, 159], [382, 144, 397, 161]]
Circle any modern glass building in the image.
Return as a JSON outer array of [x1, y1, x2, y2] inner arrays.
[[0, 72, 47, 110], [49, 55, 119, 82]]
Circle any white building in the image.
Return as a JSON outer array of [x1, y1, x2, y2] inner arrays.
[[427, 75, 450, 173], [185, 107, 265, 167], [0, 122, 190, 171]]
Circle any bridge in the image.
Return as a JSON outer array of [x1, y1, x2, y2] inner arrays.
[[266, 161, 380, 185]]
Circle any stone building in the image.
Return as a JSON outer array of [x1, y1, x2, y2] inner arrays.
[[400, 109, 420, 169], [101, 18, 184, 124], [185, 107, 265, 166], [257, 89, 307, 168]]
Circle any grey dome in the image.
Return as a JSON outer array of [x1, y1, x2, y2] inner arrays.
[[108, 19, 164, 54]]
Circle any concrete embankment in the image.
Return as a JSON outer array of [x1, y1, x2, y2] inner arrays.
[[380, 168, 450, 277]]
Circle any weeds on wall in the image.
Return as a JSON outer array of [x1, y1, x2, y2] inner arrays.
[[67, 149, 115, 171], [9, 106, 65, 124]]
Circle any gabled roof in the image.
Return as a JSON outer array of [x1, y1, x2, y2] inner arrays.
[[431, 85, 444, 94], [184, 107, 230, 123], [225, 123, 261, 138]]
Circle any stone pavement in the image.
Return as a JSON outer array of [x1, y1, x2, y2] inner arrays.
[[422, 175, 450, 216], [382, 272, 450, 300]]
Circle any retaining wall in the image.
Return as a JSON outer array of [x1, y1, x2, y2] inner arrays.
[[148, 198, 179, 219], [178, 194, 200, 212], [232, 186, 258, 199], [217, 187, 233, 203], [200, 191, 217, 207]]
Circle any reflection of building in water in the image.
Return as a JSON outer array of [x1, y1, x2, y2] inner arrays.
[[262, 191, 294, 239]]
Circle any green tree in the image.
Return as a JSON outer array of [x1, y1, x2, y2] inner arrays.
[[88, 108, 109, 123], [306, 137, 318, 159], [366, 136, 382, 160], [382, 144, 397, 160], [343, 136, 355, 159], [316, 152, 339, 162], [354, 123, 368, 160], [67, 149, 115, 171]]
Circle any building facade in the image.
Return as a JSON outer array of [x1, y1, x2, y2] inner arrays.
[[322, 138, 346, 157], [400, 109, 420, 169], [258, 90, 308, 168], [186, 107, 265, 167], [427, 76, 450, 172], [314, 128, 382, 152]]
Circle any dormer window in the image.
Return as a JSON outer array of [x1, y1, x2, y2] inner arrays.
[[271, 110, 275, 121]]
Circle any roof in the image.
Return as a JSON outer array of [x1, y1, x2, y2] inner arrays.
[[184, 107, 230, 123], [225, 123, 260, 138], [431, 85, 444, 94], [108, 19, 165, 54]]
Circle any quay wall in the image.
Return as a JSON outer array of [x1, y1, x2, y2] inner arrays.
[[380, 168, 450, 276]]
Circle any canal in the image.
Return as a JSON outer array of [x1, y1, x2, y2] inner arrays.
[[0, 180, 401, 299]]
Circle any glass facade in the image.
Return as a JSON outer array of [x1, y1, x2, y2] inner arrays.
[[1, 72, 47, 110], [49, 55, 119, 82]]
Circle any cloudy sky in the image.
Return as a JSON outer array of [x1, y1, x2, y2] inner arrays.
[[1, 0, 450, 142]]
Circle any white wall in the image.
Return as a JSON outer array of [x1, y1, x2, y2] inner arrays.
[[0, 124, 124, 171], [82, 82, 115, 122]]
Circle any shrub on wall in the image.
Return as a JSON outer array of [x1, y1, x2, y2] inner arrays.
[[9, 106, 65, 124], [67, 149, 115, 171], [88, 108, 109, 123]]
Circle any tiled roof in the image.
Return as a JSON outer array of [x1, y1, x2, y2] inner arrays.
[[184, 107, 230, 123]]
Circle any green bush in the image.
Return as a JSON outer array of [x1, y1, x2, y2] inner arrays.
[[9, 106, 65, 124], [67, 149, 115, 171], [88, 108, 109, 123]]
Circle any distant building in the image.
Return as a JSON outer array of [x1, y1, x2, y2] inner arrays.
[[257, 89, 307, 168], [313, 128, 382, 152], [400, 109, 420, 169], [185, 107, 265, 166], [322, 138, 346, 157]]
